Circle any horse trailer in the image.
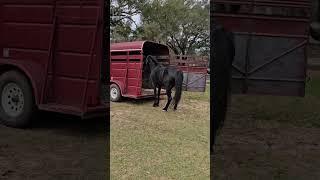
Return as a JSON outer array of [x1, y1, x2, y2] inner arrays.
[[110, 41, 208, 102], [0, 0, 109, 127]]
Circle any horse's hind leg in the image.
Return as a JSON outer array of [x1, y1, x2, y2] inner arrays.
[[153, 87, 159, 107], [173, 101, 178, 111], [157, 85, 161, 105], [162, 89, 172, 112]]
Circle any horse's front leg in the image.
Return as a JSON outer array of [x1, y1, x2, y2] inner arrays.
[[153, 86, 159, 107], [162, 89, 172, 112]]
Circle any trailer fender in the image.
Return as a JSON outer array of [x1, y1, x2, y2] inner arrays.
[[110, 80, 125, 95], [0, 60, 45, 105]]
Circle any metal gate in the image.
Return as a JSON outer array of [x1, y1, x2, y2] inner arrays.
[[169, 55, 208, 92], [213, 0, 312, 96]]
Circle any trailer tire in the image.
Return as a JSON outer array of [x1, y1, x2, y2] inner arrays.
[[110, 84, 122, 102], [0, 71, 36, 128]]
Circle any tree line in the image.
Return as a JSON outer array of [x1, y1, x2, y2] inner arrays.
[[110, 0, 209, 56]]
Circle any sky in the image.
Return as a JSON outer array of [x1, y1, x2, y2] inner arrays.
[[131, 14, 141, 30]]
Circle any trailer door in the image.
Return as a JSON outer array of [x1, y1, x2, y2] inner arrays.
[[43, 0, 103, 111]]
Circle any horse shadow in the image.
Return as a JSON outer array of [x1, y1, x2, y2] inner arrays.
[[118, 96, 166, 105]]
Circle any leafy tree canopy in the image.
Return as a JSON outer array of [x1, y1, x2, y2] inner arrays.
[[110, 0, 209, 56]]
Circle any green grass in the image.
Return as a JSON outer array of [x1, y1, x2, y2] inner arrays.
[[213, 70, 320, 180], [111, 86, 210, 179], [306, 71, 320, 98], [229, 72, 320, 129]]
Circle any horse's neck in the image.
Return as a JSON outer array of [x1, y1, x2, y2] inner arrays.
[[149, 62, 160, 70]]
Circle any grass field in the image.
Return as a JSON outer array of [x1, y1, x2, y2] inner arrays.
[[213, 70, 320, 180], [111, 70, 320, 179], [111, 86, 210, 179]]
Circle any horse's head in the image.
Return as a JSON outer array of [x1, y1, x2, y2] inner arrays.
[[145, 55, 158, 70]]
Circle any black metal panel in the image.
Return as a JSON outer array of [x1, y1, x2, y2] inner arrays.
[[231, 33, 307, 96], [182, 72, 207, 92]]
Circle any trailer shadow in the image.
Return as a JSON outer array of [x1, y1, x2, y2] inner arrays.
[[0, 111, 108, 180], [30, 111, 108, 137]]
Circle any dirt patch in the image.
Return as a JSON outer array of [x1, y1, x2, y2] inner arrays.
[[213, 125, 320, 180], [0, 112, 107, 180]]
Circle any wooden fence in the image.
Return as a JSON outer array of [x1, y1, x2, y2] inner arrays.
[[155, 55, 209, 67]]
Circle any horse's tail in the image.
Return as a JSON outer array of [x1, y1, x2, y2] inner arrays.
[[174, 70, 184, 109]]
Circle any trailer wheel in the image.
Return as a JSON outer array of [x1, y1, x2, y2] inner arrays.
[[110, 84, 122, 102], [0, 71, 35, 128]]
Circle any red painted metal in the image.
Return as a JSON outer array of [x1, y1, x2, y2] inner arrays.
[[41, 14, 57, 104], [169, 55, 209, 67], [111, 41, 147, 51], [0, 0, 108, 118], [81, 8, 101, 112]]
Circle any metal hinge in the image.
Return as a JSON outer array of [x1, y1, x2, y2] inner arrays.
[[3, 48, 9, 58]]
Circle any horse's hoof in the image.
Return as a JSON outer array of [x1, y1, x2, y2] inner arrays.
[[162, 109, 167, 112], [153, 104, 159, 107]]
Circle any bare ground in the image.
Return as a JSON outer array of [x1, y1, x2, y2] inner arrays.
[[213, 120, 320, 180], [0, 112, 107, 180]]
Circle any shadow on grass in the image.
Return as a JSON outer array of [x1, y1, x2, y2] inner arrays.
[[117, 96, 166, 104], [29, 111, 107, 137]]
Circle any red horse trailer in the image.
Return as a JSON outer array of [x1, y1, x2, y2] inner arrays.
[[110, 41, 208, 102], [0, 0, 108, 127], [110, 41, 169, 101]]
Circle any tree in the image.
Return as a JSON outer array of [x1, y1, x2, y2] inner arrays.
[[110, 0, 141, 27], [136, 0, 209, 55], [110, 0, 144, 42], [110, 0, 210, 56]]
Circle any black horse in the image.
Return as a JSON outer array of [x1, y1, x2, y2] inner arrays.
[[211, 24, 235, 152], [144, 55, 184, 111]]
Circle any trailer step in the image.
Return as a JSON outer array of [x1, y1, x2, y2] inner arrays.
[[39, 104, 82, 116]]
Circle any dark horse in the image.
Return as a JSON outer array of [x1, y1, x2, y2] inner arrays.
[[144, 55, 184, 111], [211, 24, 235, 152]]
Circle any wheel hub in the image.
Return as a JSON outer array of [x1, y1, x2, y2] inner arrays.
[[1, 83, 24, 117], [110, 88, 118, 99], [12, 95, 20, 103]]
